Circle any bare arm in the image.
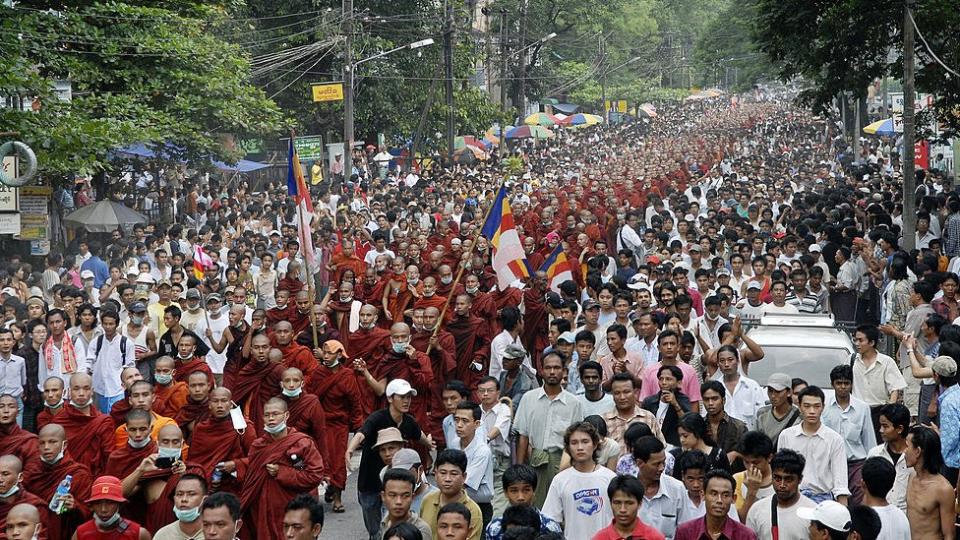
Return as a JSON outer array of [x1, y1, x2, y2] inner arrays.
[[517, 434, 530, 465], [940, 483, 957, 540]]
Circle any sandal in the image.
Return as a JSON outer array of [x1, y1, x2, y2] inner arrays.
[[332, 503, 346, 513], [324, 486, 334, 503]]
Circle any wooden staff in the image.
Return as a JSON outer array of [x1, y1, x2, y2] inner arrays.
[[291, 129, 321, 350], [306, 265, 320, 349], [426, 188, 500, 355]]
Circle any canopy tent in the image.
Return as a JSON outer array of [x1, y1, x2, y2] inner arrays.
[[113, 143, 270, 173], [63, 200, 148, 232], [553, 103, 580, 114]]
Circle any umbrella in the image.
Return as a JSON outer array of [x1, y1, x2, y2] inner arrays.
[[638, 103, 657, 118], [563, 113, 603, 126], [484, 126, 507, 145], [63, 200, 148, 233], [863, 118, 898, 136], [524, 112, 559, 127], [453, 145, 489, 162], [454, 136, 488, 151], [505, 125, 553, 139]]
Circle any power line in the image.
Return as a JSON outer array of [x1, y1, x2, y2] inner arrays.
[[909, 9, 959, 78]]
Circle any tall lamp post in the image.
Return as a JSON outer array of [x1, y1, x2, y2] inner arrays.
[[343, 38, 435, 165]]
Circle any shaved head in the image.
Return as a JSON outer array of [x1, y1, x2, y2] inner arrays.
[[264, 397, 288, 412], [0, 455, 22, 474], [360, 304, 379, 316], [38, 424, 66, 441], [4, 503, 40, 539], [274, 321, 293, 332], [282, 367, 303, 379], [210, 387, 232, 400], [69, 372, 92, 387], [155, 356, 175, 370]]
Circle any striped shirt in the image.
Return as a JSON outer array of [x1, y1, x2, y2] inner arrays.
[[785, 288, 824, 313]]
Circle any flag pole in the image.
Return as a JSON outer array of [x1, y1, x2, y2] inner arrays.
[[291, 129, 321, 350], [426, 186, 502, 355]]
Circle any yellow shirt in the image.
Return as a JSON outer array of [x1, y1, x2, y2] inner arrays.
[[114, 412, 178, 449], [418, 490, 483, 540]]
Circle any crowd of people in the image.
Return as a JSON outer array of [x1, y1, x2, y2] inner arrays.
[[0, 92, 956, 540]]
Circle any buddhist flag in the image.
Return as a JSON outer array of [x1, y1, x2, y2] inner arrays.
[[193, 245, 213, 280], [288, 136, 318, 273], [539, 243, 573, 293], [481, 186, 530, 289]]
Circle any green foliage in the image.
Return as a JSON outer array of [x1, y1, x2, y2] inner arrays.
[[691, 0, 775, 91], [752, 0, 960, 137], [0, 1, 284, 181]]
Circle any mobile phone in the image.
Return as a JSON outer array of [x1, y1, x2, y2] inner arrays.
[[155, 457, 175, 469]]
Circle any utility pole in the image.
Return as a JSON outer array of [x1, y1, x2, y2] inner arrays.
[[516, 0, 528, 117], [902, 0, 917, 250], [599, 35, 607, 122], [342, 0, 354, 166], [853, 96, 861, 164], [443, 0, 455, 162], [499, 8, 507, 159]]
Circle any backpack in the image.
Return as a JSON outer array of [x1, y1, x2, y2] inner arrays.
[[93, 334, 128, 360]]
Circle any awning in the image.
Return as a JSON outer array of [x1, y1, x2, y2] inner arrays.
[[553, 103, 580, 114], [113, 143, 270, 173]]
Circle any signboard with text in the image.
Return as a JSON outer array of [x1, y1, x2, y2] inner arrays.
[[292, 136, 324, 161], [311, 83, 344, 102]]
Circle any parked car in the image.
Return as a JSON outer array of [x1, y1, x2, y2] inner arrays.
[[744, 313, 855, 396]]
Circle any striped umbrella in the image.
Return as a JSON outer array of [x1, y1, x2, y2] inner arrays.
[[563, 113, 603, 126], [863, 118, 897, 136], [524, 112, 559, 127], [505, 125, 553, 139]]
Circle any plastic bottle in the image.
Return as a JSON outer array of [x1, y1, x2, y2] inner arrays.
[[48, 474, 72, 514]]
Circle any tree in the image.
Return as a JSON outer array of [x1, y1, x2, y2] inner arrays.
[[752, 0, 960, 137], [691, 0, 775, 91], [0, 1, 284, 182]]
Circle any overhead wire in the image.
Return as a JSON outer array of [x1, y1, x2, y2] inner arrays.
[[909, 9, 959, 78]]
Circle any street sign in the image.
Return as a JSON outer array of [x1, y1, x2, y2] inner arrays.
[[893, 115, 904, 133], [293, 135, 324, 161], [311, 83, 344, 102]]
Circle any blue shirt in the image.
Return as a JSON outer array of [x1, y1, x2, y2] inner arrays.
[[485, 509, 562, 540], [81, 256, 109, 288], [442, 414, 459, 449], [566, 352, 584, 395], [938, 384, 960, 467]]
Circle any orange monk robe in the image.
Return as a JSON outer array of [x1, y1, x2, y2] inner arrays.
[[383, 281, 414, 325], [344, 326, 391, 416], [153, 381, 189, 419], [114, 412, 178, 449], [411, 294, 447, 314], [0, 423, 42, 481], [329, 253, 365, 285], [185, 413, 256, 496], [282, 393, 328, 465], [23, 455, 93, 540], [272, 341, 317, 379], [230, 360, 284, 435], [410, 329, 456, 446], [238, 430, 325, 540]]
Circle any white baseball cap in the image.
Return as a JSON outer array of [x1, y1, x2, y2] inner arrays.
[[797, 501, 851, 533], [385, 379, 417, 397]]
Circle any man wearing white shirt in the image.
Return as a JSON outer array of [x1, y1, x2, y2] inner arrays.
[[616, 212, 644, 265], [625, 311, 659, 367], [489, 307, 529, 379], [476, 377, 512, 516], [37, 309, 84, 393], [716, 345, 767, 430], [861, 456, 911, 540], [194, 294, 230, 381], [363, 232, 395, 267], [451, 401, 495, 527], [0, 328, 26, 426], [85, 311, 135, 413], [822, 364, 877, 507], [778, 386, 849, 505], [633, 435, 689, 540], [745, 449, 817, 540]]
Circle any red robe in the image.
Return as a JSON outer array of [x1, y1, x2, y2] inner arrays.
[[273, 342, 317, 379], [265, 304, 295, 327], [104, 441, 158, 525], [383, 281, 414, 325], [109, 400, 131, 428], [0, 489, 50, 540], [326, 300, 359, 339], [174, 397, 208, 440], [411, 294, 447, 314], [305, 365, 362, 490], [288, 309, 313, 337], [54, 404, 116, 477], [344, 326, 391, 416], [520, 286, 549, 371], [372, 350, 433, 428], [468, 291, 500, 337], [186, 414, 256, 496], [0, 423, 42, 481], [153, 381, 189, 419], [283, 394, 328, 465], [230, 360, 284, 435], [35, 406, 65, 429], [329, 254, 365, 285], [23, 456, 93, 540], [223, 325, 251, 390], [173, 356, 215, 389], [141, 470, 182, 534], [238, 430, 325, 540], [410, 329, 457, 446], [445, 313, 492, 389]]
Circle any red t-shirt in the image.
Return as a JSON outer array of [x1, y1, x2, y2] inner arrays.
[[592, 519, 665, 540]]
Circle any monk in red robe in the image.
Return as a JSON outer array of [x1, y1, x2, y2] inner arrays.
[[24, 424, 94, 540], [171, 334, 215, 389], [382, 265, 416, 326], [174, 371, 211, 439], [36, 377, 67, 429], [287, 290, 316, 337], [410, 307, 456, 446], [151, 357, 188, 419], [343, 305, 391, 416], [104, 410, 156, 525], [238, 398, 325, 540], [230, 333, 284, 434], [106, 368, 143, 428], [115, 423, 192, 533], [265, 290, 294, 328], [327, 240, 365, 285], [322, 283, 363, 340], [304, 340, 361, 513], [0, 396, 42, 482], [271, 322, 316, 378], [222, 308, 253, 390], [434, 265, 456, 298], [279, 367, 328, 468], [445, 294, 492, 389], [0, 455, 49, 536], [408, 276, 447, 317], [187, 387, 255, 497], [520, 273, 550, 370], [460, 273, 499, 336], [55, 374, 115, 477], [354, 323, 433, 426]]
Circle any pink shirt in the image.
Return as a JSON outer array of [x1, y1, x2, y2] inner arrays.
[[592, 520, 665, 540], [639, 361, 702, 403]]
